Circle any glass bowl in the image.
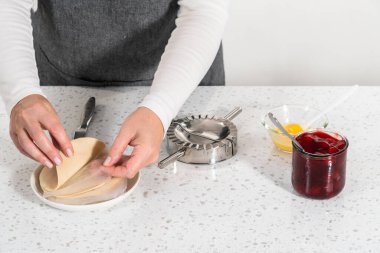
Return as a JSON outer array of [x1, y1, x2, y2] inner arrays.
[[261, 104, 329, 152]]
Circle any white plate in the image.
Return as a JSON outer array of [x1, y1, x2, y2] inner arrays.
[[30, 166, 140, 212]]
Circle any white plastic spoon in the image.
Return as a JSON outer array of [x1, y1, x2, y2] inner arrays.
[[304, 84, 359, 129]]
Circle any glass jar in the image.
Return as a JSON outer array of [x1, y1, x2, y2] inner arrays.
[[292, 130, 348, 199]]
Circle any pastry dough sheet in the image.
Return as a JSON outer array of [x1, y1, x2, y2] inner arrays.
[[40, 137, 105, 192], [47, 177, 128, 205], [38, 137, 128, 205], [43, 158, 111, 198]]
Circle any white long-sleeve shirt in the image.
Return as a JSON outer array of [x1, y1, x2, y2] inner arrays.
[[0, 0, 229, 132]]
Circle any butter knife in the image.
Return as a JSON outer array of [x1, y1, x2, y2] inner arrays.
[[73, 97, 96, 139]]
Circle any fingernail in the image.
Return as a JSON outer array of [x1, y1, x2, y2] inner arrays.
[[53, 156, 62, 165], [66, 148, 73, 157], [45, 160, 54, 169], [103, 156, 112, 166]]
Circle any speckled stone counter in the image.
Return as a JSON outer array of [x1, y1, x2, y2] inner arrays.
[[0, 86, 379, 253]]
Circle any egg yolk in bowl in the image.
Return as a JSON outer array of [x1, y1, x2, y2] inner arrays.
[[272, 123, 303, 152]]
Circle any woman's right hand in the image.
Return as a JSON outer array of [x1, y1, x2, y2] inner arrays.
[[9, 94, 73, 168]]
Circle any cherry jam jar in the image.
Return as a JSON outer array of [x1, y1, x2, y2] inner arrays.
[[292, 130, 348, 199]]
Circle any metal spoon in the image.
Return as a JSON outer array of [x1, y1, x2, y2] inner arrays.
[[175, 107, 242, 142], [267, 112, 305, 152], [175, 124, 220, 142]]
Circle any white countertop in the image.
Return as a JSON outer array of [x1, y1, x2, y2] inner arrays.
[[0, 86, 379, 253]]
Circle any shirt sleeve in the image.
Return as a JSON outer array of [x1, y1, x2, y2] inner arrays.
[[0, 0, 44, 116], [140, 0, 230, 132]]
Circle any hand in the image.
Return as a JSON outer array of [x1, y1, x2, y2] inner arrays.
[[9, 94, 73, 168], [101, 107, 164, 178]]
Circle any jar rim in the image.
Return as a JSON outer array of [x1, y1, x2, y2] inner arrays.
[[292, 129, 349, 158]]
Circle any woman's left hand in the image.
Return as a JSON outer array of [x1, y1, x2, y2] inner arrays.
[[101, 107, 164, 178]]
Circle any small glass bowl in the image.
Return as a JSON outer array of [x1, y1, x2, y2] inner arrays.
[[261, 104, 329, 152]]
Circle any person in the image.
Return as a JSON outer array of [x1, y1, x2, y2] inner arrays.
[[0, 0, 229, 178]]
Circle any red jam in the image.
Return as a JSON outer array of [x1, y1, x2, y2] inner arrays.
[[292, 130, 348, 199], [296, 131, 347, 155]]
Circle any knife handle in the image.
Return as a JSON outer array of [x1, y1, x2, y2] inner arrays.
[[80, 97, 96, 129]]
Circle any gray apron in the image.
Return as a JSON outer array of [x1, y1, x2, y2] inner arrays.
[[31, 0, 225, 87]]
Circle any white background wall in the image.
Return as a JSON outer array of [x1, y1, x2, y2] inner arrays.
[[223, 0, 380, 86]]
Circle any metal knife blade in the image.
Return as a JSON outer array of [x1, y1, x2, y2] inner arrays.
[[73, 97, 96, 139]]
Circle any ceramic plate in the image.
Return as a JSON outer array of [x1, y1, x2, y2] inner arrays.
[[30, 166, 140, 211]]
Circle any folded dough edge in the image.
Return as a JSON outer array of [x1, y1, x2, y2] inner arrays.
[[39, 137, 106, 192]]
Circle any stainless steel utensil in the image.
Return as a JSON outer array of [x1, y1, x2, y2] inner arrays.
[[267, 112, 305, 152], [73, 97, 96, 139], [175, 107, 242, 142], [158, 107, 242, 169]]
